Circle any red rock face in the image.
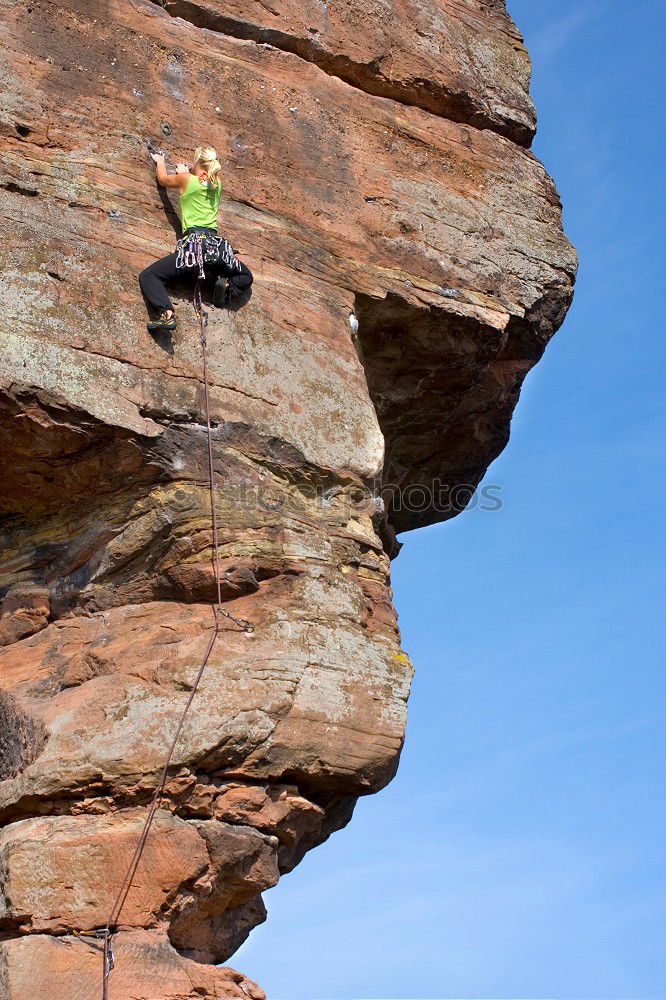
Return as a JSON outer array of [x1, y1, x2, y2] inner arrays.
[[0, 0, 576, 996]]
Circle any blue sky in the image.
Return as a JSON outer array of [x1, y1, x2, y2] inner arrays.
[[236, 2, 665, 996]]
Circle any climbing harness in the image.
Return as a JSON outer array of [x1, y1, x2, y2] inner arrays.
[[85, 224, 253, 999], [175, 229, 242, 274]]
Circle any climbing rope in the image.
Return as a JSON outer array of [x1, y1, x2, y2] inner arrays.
[[90, 251, 253, 999]]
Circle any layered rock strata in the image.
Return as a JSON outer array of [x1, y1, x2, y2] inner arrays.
[[0, 0, 576, 996]]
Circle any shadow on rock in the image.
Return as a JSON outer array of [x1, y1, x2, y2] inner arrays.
[[149, 328, 176, 354], [225, 286, 253, 312]]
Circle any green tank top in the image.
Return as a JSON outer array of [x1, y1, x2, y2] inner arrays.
[[179, 173, 221, 231]]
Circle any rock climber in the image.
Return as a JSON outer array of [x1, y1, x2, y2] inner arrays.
[[139, 144, 253, 333]]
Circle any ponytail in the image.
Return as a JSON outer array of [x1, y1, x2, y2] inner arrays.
[[195, 145, 222, 187]]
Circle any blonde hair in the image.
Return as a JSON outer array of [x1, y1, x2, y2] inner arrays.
[[195, 145, 221, 187]]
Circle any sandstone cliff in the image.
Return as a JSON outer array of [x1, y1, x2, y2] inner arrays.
[[0, 0, 576, 996]]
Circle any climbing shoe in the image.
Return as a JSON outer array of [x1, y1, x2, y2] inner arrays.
[[147, 311, 177, 333], [213, 276, 230, 308]]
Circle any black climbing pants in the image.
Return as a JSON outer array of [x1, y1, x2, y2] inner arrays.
[[139, 228, 253, 313]]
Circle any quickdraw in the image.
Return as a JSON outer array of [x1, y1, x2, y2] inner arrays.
[[74, 929, 114, 1000]]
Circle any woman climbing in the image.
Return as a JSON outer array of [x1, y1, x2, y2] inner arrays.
[[139, 144, 253, 332]]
